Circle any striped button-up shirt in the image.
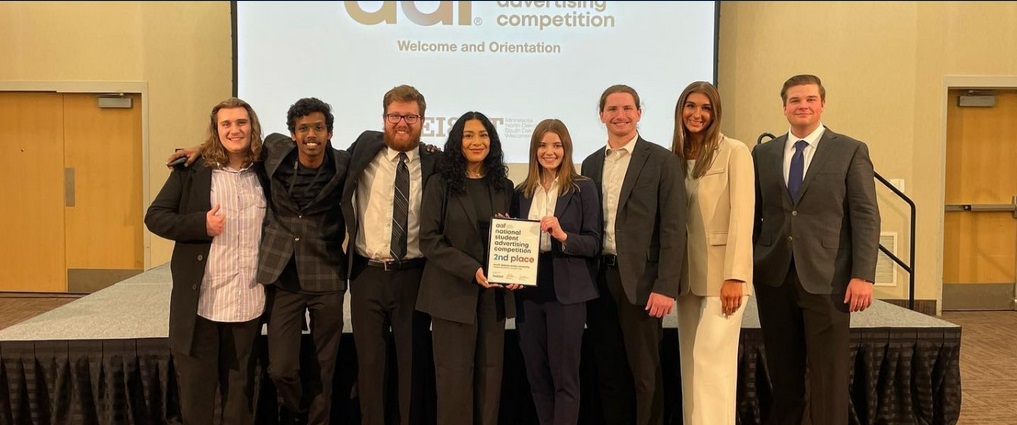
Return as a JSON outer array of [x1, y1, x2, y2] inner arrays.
[[197, 165, 267, 322]]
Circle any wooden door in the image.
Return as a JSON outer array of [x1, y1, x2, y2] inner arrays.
[[943, 89, 1017, 310], [0, 92, 143, 293], [0, 93, 67, 292], [63, 93, 144, 292]]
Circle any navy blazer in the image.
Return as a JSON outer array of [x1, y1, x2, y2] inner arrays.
[[510, 178, 601, 305]]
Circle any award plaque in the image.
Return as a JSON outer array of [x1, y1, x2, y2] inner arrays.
[[487, 217, 541, 286]]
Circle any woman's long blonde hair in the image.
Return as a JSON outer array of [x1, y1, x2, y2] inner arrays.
[[519, 119, 586, 198], [671, 81, 723, 179], [201, 97, 263, 168]]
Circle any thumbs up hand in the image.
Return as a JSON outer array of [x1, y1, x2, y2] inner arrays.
[[206, 203, 226, 237]]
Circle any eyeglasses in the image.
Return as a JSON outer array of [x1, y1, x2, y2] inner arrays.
[[385, 114, 421, 124]]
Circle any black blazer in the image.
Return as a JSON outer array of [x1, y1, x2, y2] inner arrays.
[[581, 137, 687, 305], [340, 130, 440, 273], [145, 158, 268, 354], [752, 128, 880, 294], [257, 133, 350, 292], [510, 178, 601, 305], [416, 175, 516, 324]]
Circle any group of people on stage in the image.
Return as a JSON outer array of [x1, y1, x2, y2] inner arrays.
[[146, 74, 880, 425]]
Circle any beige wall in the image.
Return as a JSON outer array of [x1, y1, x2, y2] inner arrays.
[[5, 1, 1017, 307], [0, 2, 232, 265], [718, 1, 1017, 305]]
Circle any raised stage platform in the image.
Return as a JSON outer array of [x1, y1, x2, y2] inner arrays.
[[0, 264, 961, 424]]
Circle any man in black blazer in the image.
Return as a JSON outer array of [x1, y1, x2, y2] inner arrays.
[[581, 85, 686, 425], [752, 74, 880, 425], [259, 98, 350, 425], [340, 85, 438, 425], [147, 98, 269, 425]]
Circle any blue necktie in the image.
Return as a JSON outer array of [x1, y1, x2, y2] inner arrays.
[[788, 140, 807, 200]]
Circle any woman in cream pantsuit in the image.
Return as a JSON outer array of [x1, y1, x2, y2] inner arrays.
[[671, 81, 754, 425]]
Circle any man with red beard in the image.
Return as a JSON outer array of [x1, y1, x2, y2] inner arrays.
[[341, 85, 440, 425]]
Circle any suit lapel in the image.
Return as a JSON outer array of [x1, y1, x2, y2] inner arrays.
[[767, 135, 793, 205], [796, 129, 836, 202], [351, 138, 386, 184], [192, 163, 213, 212], [517, 190, 535, 219], [618, 139, 650, 207], [265, 138, 294, 178], [420, 147, 436, 186], [456, 190, 480, 234], [308, 142, 342, 207], [554, 188, 574, 218], [587, 149, 606, 196]]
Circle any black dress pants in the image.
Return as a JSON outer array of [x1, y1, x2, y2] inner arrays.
[[586, 263, 664, 425], [431, 289, 505, 425], [266, 287, 345, 425], [350, 259, 429, 425], [755, 260, 850, 425], [174, 315, 260, 425]]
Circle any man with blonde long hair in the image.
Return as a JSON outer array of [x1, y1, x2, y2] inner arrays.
[[147, 97, 267, 425]]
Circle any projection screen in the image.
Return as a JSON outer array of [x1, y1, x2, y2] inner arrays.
[[235, 1, 718, 162]]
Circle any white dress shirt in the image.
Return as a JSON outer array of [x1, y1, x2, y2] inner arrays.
[[356, 146, 423, 260], [198, 164, 267, 322], [527, 178, 560, 253], [601, 133, 638, 255], [783, 124, 825, 185]]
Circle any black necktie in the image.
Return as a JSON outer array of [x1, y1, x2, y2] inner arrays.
[[391, 152, 409, 260], [788, 140, 807, 200]]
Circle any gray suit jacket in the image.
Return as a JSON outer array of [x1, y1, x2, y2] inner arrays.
[[751, 128, 880, 294], [581, 137, 687, 305], [257, 133, 350, 292]]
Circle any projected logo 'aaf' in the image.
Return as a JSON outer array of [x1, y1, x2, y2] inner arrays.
[[345, 1, 474, 26]]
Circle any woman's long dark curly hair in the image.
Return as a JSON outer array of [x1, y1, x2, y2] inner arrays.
[[440, 111, 509, 195]]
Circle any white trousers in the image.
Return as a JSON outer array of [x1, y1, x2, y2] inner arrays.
[[676, 293, 748, 425]]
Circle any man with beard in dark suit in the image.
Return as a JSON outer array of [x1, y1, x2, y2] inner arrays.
[[341, 85, 440, 425]]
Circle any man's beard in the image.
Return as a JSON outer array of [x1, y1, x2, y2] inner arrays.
[[384, 127, 421, 152]]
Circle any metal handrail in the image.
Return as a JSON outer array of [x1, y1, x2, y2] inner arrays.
[[756, 133, 917, 310]]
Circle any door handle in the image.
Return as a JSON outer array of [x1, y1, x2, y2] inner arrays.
[[65, 168, 75, 207], [944, 196, 1017, 218]]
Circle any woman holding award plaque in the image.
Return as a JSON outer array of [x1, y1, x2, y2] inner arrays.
[[417, 111, 519, 425], [509, 119, 602, 425]]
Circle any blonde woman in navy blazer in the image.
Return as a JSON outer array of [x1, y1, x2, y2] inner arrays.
[[510, 119, 601, 425], [671, 82, 754, 425]]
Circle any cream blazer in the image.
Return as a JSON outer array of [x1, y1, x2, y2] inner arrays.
[[681, 135, 755, 297]]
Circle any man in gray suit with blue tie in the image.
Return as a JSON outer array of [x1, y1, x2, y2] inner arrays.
[[752, 74, 880, 425]]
